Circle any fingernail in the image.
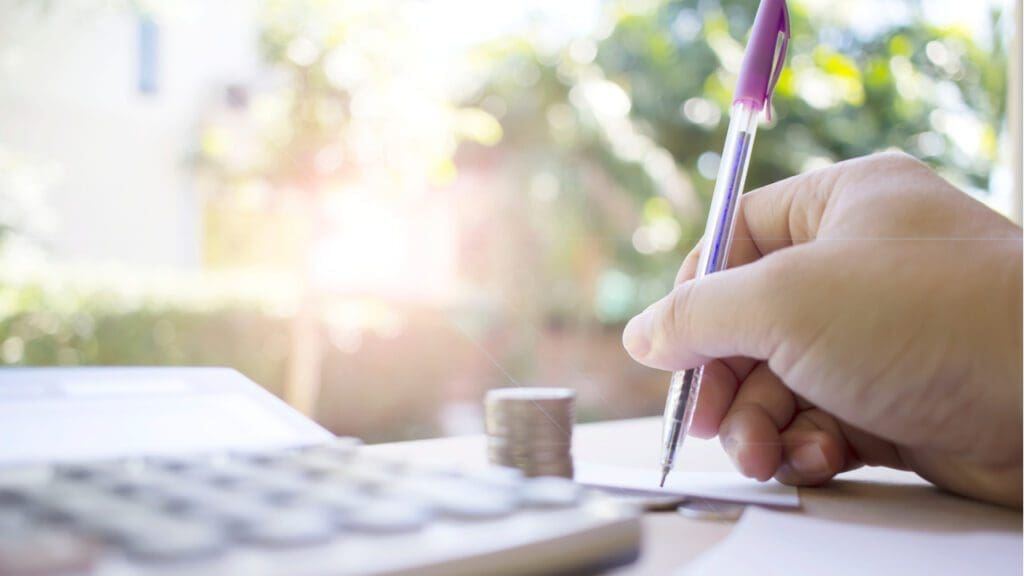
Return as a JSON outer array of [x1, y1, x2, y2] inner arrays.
[[622, 307, 655, 359], [721, 433, 740, 462], [790, 444, 828, 476]]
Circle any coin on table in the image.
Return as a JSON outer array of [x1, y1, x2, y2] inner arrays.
[[484, 387, 576, 479], [676, 500, 745, 521]]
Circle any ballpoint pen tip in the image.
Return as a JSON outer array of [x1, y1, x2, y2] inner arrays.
[[659, 467, 669, 488]]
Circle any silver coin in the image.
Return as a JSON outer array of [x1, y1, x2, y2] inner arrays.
[[487, 452, 572, 465], [485, 387, 576, 402], [486, 421, 570, 431], [488, 459, 574, 478], [486, 399, 574, 409], [486, 438, 572, 449], [486, 418, 573, 430], [485, 418, 573, 432], [486, 406, 572, 416], [484, 387, 576, 479], [676, 500, 744, 521], [485, 412, 573, 424], [487, 445, 571, 455]]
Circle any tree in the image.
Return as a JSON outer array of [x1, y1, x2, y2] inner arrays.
[[461, 0, 1008, 322]]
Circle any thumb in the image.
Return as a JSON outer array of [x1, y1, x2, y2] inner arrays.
[[622, 257, 788, 371]]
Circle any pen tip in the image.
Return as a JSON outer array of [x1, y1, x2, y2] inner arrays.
[[659, 467, 669, 488]]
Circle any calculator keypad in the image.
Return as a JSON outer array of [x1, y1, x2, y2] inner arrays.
[[0, 440, 598, 567]]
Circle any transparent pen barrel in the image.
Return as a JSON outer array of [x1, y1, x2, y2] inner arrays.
[[660, 367, 703, 468], [661, 103, 759, 469], [695, 102, 759, 279]]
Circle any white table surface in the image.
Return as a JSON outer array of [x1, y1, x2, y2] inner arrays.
[[367, 417, 1022, 575]]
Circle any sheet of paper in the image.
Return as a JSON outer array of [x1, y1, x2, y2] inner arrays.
[[574, 462, 800, 508], [679, 507, 1023, 576]]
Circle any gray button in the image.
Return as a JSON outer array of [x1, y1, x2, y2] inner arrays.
[[236, 472, 308, 503], [401, 479, 518, 520], [32, 484, 125, 525], [344, 500, 432, 534], [302, 485, 369, 515], [463, 466, 525, 491], [325, 462, 393, 491], [177, 493, 272, 530], [80, 507, 168, 543], [521, 477, 582, 508], [0, 488, 31, 508], [123, 520, 228, 562], [237, 508, 335, 548], [0, 509, 34, 533]]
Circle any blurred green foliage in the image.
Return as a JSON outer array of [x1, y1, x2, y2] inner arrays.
[[463, 0, 1008, 321], [0, 0, 1010, 441]]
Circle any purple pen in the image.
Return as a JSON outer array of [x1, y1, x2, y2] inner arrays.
[[659, 0, 790, 487]]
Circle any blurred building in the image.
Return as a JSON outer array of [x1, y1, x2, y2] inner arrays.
[[0, 1, 259, 268]]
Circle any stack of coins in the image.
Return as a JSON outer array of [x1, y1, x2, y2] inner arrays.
[[484, 387, 575, 478]]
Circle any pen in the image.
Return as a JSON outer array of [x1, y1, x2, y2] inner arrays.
[[659, 0, 790, 487]]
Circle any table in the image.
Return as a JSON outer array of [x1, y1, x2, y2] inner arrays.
[[367, 417, 1022, 575]]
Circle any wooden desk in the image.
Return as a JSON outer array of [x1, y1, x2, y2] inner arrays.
[[367, 417, 1022, 575]]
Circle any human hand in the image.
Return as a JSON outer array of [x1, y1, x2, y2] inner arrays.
[[622, 152, 1023, 507]]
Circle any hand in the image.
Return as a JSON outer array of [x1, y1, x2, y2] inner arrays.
[[622, 152, 1023, 507]]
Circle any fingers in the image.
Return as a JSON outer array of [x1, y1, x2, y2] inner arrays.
[[719, 399, 851, 486], [641, 158, 878, 371], [687, 360, 740, 439], [623, 255, 789, 370], [774, 409, 852, 486], [738, 156, 844, 254], [674, 203, 764, 286], [717, 364, 796, 481], [674, 241, 704, 286]]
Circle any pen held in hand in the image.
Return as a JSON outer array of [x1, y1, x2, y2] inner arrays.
[[657, 0, 789, 485]]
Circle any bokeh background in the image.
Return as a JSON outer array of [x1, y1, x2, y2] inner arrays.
[[0, 0, 1018, 441]]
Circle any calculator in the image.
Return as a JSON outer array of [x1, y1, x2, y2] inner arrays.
[[0, 368, 641, 575]]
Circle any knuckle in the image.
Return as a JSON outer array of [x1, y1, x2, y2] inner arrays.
[[870, 150, 929, 177], [874, 149, 919, 166]]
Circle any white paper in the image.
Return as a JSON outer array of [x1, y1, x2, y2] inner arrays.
[[574, 462, 800, 508], [680, 507, 1023, 576]]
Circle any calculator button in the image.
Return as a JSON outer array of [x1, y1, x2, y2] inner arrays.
[[0, 465, 53, 489], [123, 520, 228, 562], [33, 486, 125, 525], [80, 508, 166, 543], [344, 501, 432, 534], [325, 463, 393, 492], [177, 493, 272, 530], [53, 465, 96, 482], [402, 480, 518, 520], [301, 485, 369, 514], [0, 488, 31, 508], [0, 509, 34, 533], [521, 477, 582, 508], [463, 466, 525, 491], [237, 509, 335, 548]]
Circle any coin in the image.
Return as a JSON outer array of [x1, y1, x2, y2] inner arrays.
[[483, 387, 575, 479], [676, 500, 745, 521]]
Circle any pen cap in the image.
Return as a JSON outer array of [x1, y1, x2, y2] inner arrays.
[[733, 0, 790, 120]]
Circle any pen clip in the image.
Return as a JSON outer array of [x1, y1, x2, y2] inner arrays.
[[763, 2, 790, 121], [732, 0, 791, 121]]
